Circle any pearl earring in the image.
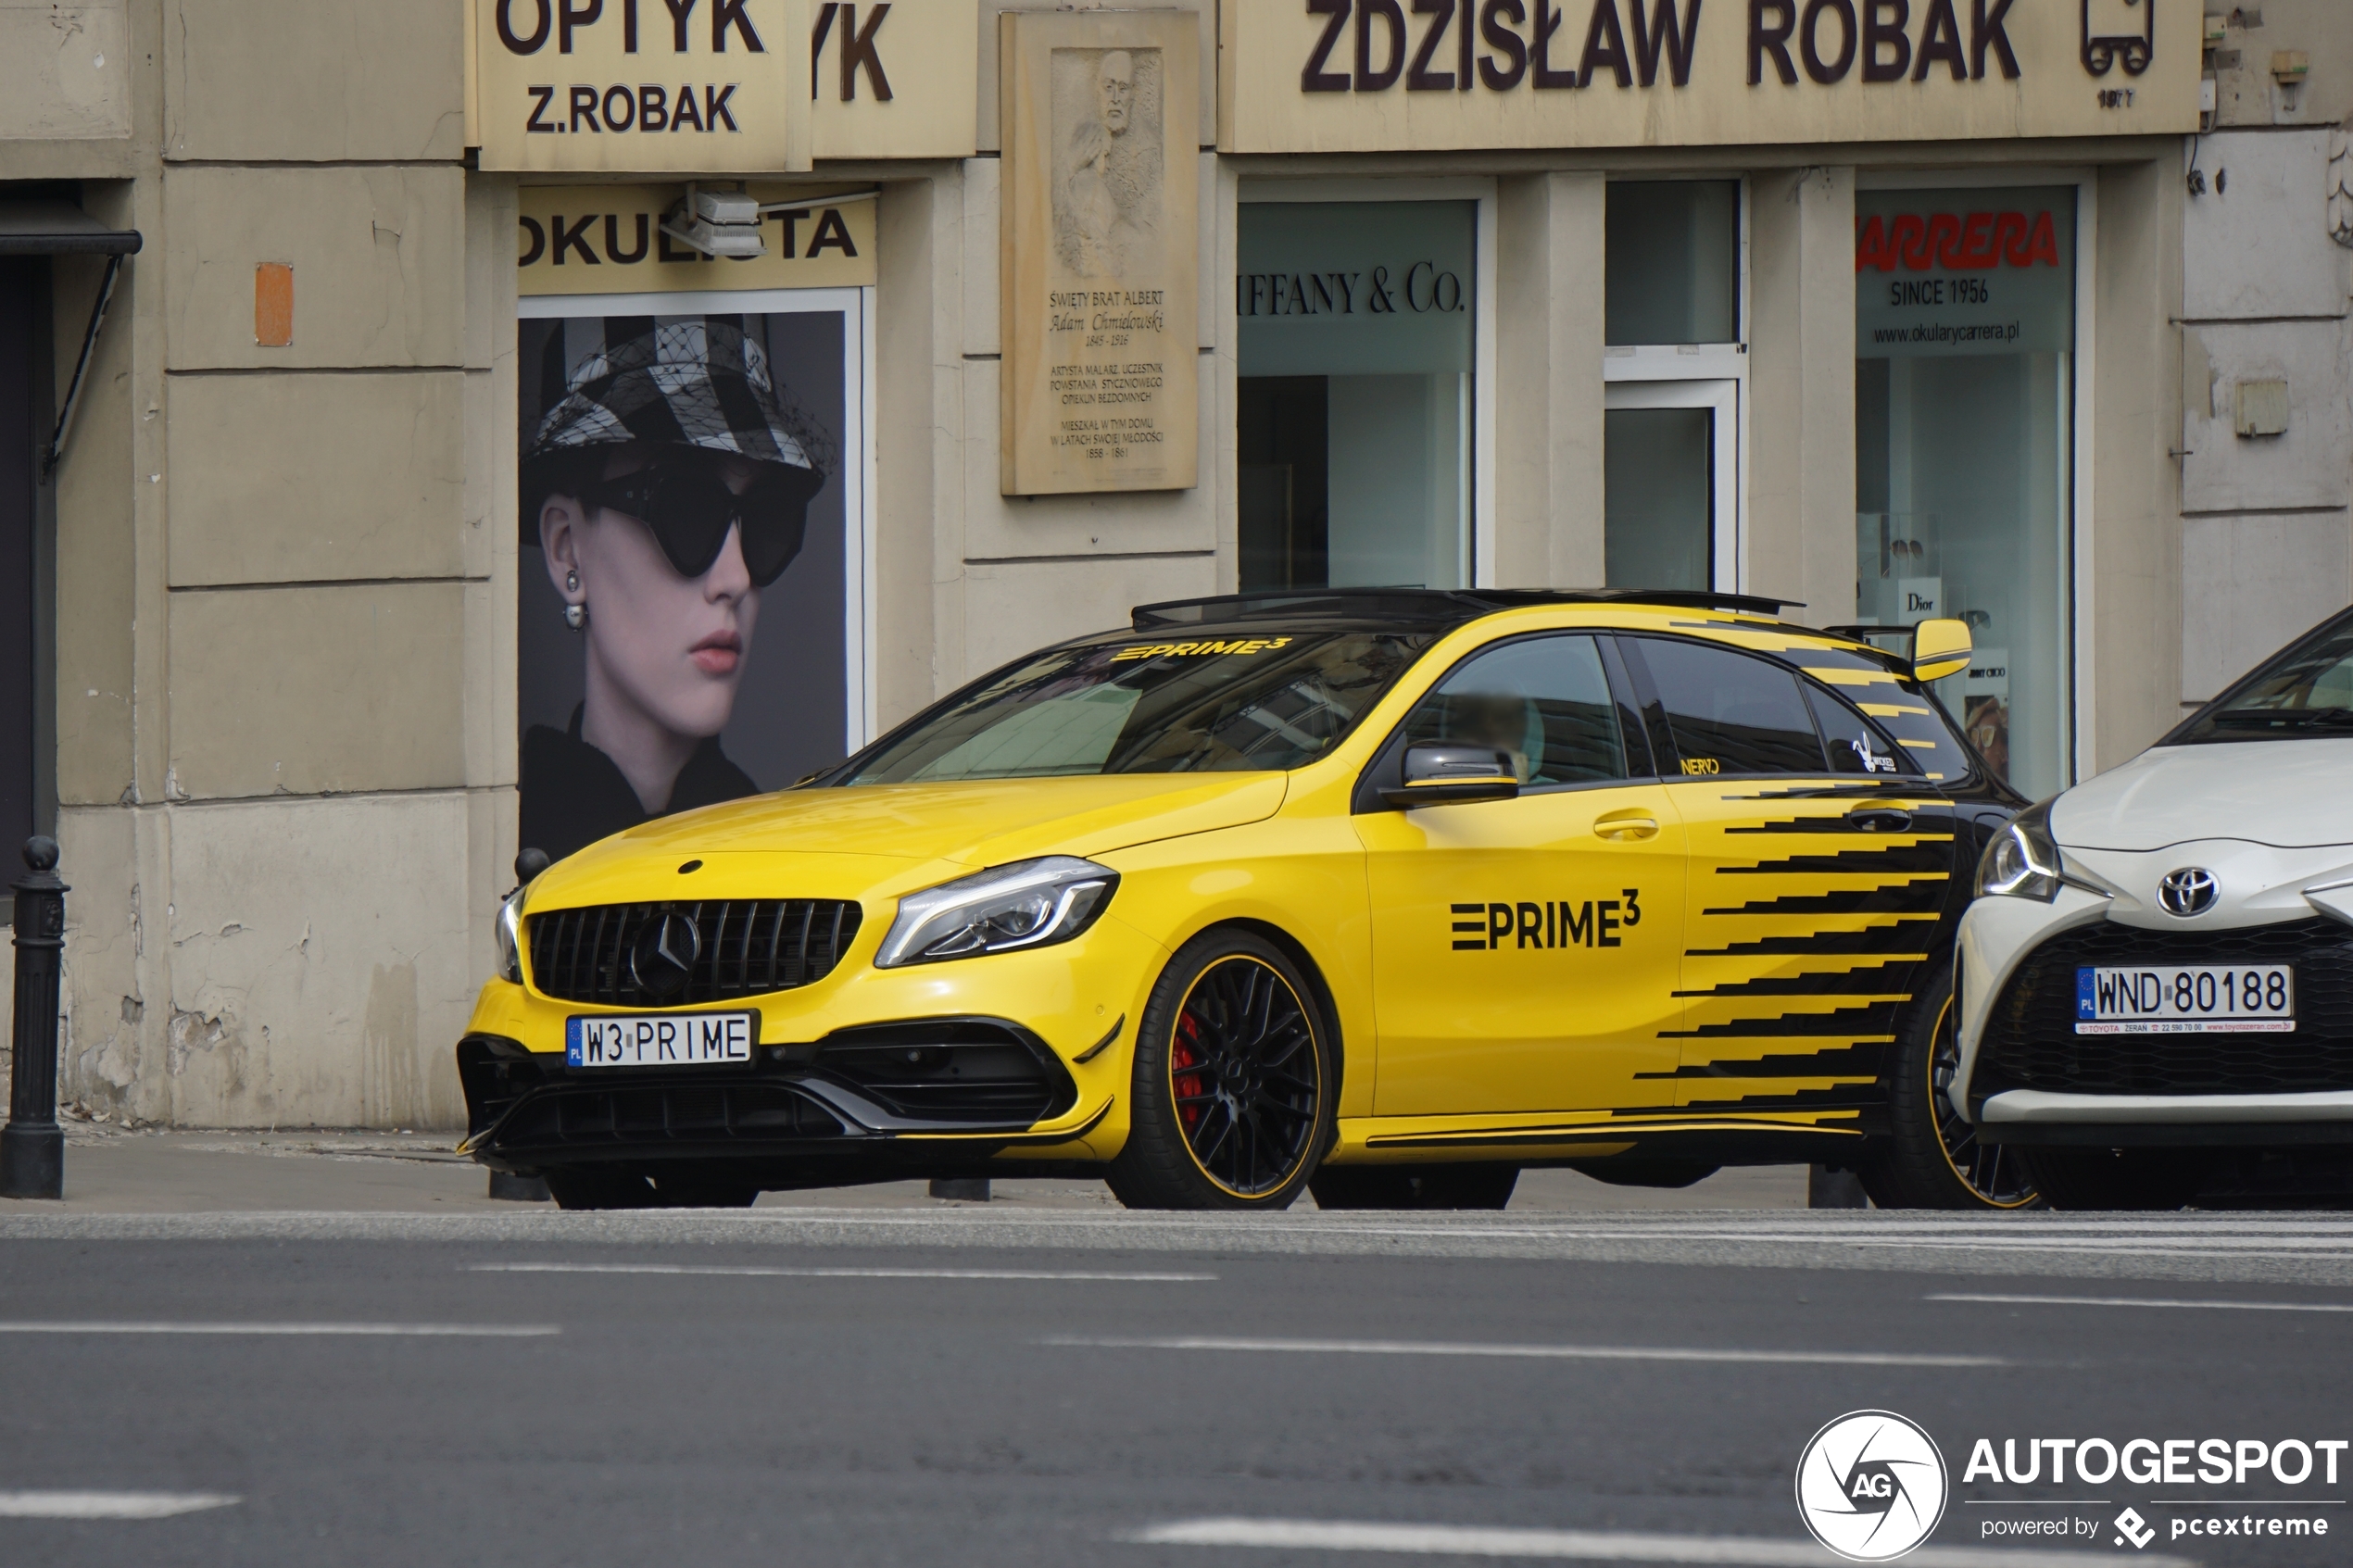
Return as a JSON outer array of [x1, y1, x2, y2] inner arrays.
[[563, 569, 586, 630]]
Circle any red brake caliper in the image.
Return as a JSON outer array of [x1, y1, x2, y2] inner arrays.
[[1171, 1011, 1206, 1131]]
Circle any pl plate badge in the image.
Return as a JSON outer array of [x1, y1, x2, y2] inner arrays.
[[1795, 1410, 1949, 1562]]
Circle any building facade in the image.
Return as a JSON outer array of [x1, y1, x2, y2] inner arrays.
[[0, 0, 2345, 1127]]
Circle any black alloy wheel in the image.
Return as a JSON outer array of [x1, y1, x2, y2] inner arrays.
[[1860, 966, 2042, 1210], [1106, 930, 1333, 1210]]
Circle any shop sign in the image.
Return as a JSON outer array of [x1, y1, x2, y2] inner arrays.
[[1000, 10, 1201, 495], [1216, 0, 2197, 154], [517, 184, 877, 295], [1855, 186, 2072, 358], [809, 0, 981, 158], [474, 0, 811, 172], [1235, 200, 1475, 379]]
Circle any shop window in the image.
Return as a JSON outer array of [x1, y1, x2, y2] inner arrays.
[[1605, 181, 1739, 347], [1855, 186, 2075, 797], [1238, 201, 1476, 592], [1604, 182, 1741, 595], [0, 261, 34, 859], [1604, 404, 1712, 591]]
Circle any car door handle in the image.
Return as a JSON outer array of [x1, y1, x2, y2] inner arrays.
[[1593, 811, 1658, 841], [1849, 809, 1913, 833]]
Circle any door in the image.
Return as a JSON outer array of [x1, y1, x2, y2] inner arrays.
[[1357, 633, 1688, 1116], [1617, 634, 1955, 1116], [1604, 378, 1738, 594]]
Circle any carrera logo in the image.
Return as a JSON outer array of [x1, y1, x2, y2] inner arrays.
[[1855, 210, 2063, 273], [1451, 891, 1641, 951]]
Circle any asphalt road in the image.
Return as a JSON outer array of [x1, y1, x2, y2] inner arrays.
[[3, 1210, 2350, 1568]]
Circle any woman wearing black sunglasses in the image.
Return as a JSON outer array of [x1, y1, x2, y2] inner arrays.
[[519, 321, 828, 862]]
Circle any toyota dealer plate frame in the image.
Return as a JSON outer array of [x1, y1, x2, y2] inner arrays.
[[566, 1012, 758, 1068], [2074, 964, 2295, 1035]]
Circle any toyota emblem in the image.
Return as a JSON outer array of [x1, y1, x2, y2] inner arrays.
[[629, 909, 701, 997], [2157, 867, 2219, 918]]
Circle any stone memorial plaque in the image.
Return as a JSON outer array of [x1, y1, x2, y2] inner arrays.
[[1000, 9, 1198, 495]]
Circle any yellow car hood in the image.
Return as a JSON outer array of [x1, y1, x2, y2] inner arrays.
[[534, 772, 1290, 907]]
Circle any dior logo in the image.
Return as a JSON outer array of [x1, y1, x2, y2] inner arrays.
[[2158, 867, 2218, 918]]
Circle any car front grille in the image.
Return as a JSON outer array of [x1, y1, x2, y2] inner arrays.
[[492, 1082, 849, 1151], [1977, 916, 2353, 1098], [526, 899, 863, 1008]]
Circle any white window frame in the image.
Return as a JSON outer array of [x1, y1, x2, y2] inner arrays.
[[1855, 165, 2093, 784], [517, 284, 878, 751], [1601, 175, 1752, 592], [1238, 177, 1498, 589], [1604, 377, 1740, 595]]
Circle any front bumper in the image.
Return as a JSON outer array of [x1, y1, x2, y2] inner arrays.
[[1959, 899, 2353, 1140], [457, 1025, 1114, 1178], [457, 905, 1168, 1174]]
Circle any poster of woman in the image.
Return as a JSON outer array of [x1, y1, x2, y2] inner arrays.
[[517, 310, 849, 862]]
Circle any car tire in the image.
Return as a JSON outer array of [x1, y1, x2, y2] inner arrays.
[[1858, 964, 2043, 1210], [1104, 929, 1336, 1211], [543, 1166, 659, 1210], [1310, 1163, 1517, 1210], [2012, 1147, 2212, 1211]]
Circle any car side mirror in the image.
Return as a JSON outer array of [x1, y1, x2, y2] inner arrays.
[[1911, 618, 1972, 684], [1381, 744, 1521, 809]]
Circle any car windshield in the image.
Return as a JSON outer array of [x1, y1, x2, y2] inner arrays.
[[841, 629, 1438, 784], [2170, 620, 2353, 744]]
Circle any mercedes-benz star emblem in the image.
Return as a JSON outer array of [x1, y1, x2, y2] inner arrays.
[[629, 909, 701, 998], [2158, 867, 2219, 918]]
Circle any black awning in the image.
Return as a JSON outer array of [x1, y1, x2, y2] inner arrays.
[[0, 200, 142, 257]]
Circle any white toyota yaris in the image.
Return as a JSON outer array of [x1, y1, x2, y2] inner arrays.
[[1955, 608, 2353, 1210]]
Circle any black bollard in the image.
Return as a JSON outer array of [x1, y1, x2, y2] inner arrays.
[[1, 837, 69, 1199]]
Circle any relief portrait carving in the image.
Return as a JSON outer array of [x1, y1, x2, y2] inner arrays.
[[1051, 46, 1164, 279]]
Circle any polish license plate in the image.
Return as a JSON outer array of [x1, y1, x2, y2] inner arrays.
[[566, 1012, 755, 1067], [2075, 965, 2295, 1035]]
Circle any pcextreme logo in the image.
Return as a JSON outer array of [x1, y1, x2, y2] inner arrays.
[[1796, 1410, 1949, 1562]]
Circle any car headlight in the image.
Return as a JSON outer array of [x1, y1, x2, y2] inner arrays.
[[1975, 800, 2066, 902], [495, 886, 527, 985], [875, 856, 1118, 968]]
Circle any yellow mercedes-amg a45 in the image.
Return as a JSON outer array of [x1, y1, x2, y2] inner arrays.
[[458, 589, 2027, 1210]]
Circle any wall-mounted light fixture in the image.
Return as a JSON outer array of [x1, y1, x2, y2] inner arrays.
[[660, 184, 884, 259]]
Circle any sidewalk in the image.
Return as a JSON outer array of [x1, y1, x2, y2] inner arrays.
[[18, 1123, 1810, 1213]]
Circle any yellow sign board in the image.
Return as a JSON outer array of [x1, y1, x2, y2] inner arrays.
[[517, 184, 877, 295], [1216, 0, 2199, 153], [476, 0, 811, 172]]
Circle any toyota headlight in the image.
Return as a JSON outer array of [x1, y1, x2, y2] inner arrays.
[[495, 886, 528, 985], [1975, 800, 2065, 902], [875, 857, 1118, 968]]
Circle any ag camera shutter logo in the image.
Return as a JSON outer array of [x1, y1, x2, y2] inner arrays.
[[1796, 1410, 1949, 1562]]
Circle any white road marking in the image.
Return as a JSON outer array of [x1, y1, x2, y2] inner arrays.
[[1934, 1291, 2353, 1313], [1047, 1335, 2005, 1368], [0, 1491, 239, 1520], [471, 1262, 1214, 1282], [0, 1322, 558, 1337], [1126, 1518, 2190, 1566]]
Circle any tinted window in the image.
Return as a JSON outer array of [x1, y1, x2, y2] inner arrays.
[[1635, 638, 1828, 775], [844, 630, 1435, 784], [2169, 618, 2353, 744], [1398, 635, 1629, 787], [1806, 684, 1919, 775]]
